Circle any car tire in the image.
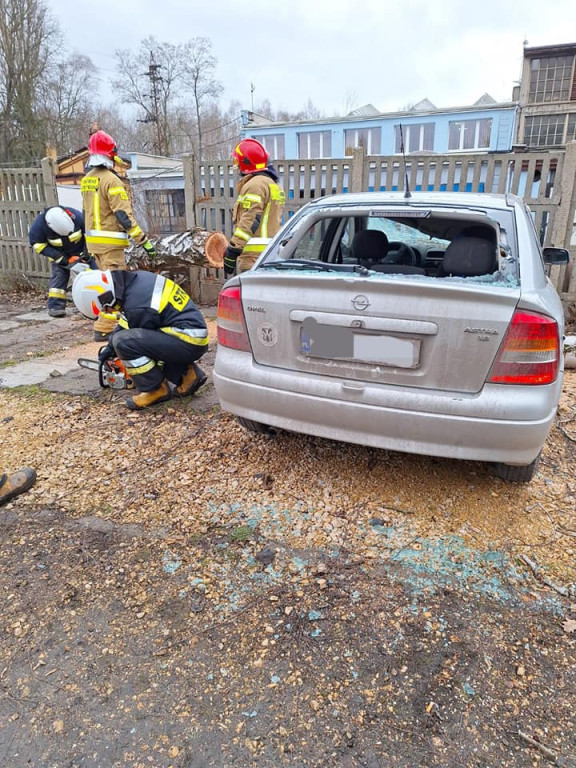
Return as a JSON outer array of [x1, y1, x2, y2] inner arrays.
[[491, 451, 541, 483], [237, 417, 277, 435]]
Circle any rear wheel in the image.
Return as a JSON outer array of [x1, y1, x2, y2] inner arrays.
[[237, 417, 277, 435], [491, 451, 541, 483]]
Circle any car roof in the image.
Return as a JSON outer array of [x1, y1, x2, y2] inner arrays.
[[306, 191, 519, 211]]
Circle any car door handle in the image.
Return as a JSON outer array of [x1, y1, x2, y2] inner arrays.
[[341, 382, 365, 393]]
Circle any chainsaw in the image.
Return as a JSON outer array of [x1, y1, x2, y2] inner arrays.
[[77, 354, 134, 389]]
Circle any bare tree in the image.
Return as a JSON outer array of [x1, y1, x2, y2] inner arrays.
[[181, 37, 223, 158], [38, 53, 99, 155], [0, 0, 60, 162], [112, 37, 189, 156]]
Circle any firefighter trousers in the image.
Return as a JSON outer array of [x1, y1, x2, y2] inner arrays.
[[112, 328, 207, 392], [47, 263, 72, 312], [91, 248, 127, 334]]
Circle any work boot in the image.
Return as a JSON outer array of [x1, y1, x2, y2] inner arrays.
[[175, 363, 207, 398], [0, 468, 37, 507], [48, 308, 66, 318], [125, 380, 172, 411], [94, 330, 111, 342]]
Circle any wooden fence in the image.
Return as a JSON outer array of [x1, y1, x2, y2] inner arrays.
[[2, 146, 576, 306], [0, 159, 57, 280], [185, 141, 576, 303]]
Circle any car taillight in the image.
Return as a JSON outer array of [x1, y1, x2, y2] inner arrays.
[[488, 310, 560, 385], [217, 286, 251, 352]]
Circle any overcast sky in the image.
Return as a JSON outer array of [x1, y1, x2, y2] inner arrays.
[[49, 0, 575, 117]]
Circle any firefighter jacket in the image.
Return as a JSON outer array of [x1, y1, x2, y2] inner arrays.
[[229, 168, 285, 258], [81, 166, 148, 255], [110, 271, 209, 348], [29, 207, 86, 264]]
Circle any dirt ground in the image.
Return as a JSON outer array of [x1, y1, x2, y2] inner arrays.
[[0, 287, 575, 768]]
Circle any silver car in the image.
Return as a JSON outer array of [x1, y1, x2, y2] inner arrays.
[[214, 192, 569, 482]]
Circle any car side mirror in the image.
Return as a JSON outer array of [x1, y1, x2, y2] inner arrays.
[[543, 247, 570, 265]]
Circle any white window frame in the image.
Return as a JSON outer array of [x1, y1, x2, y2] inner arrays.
[[448, 119, 492, 151], [258, 134, 285, 159], [344, 127, 382, 155], [297, 131, 332, 159], [394, 123, 435, 153]]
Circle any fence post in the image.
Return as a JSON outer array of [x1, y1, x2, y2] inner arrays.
[[550, 141, 576, 249], [182, 153, 198, 228], [350, 146, 365, 193], [41, 157, 58, 206]]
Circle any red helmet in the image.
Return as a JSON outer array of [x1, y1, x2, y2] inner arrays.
[[232, 138, 269, 174], [88, 130, 117, 160]]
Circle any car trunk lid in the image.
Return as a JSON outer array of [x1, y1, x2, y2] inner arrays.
[[239, 273, 520, 394]]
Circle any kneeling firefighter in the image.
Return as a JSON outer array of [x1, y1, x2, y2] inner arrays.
[[72, 269, 209, 410]]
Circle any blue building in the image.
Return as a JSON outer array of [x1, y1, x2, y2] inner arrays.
[[240, 95, 518, 159]]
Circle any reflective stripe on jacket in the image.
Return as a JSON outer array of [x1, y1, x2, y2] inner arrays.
[[112, 271, 208, 347], [28, 207, 86, 263], [81, 168, 146, 254], [230, 172, 285, 256]]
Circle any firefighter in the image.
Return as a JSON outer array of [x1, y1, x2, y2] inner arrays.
[[81, 130, 156, 340], [224, 138, 285, 277], [72, 268, 209, 410], [28, 206, 95, 317], [0, 468, 37, 506]]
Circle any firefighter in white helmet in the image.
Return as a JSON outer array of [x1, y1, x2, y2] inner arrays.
[[224, 138, 285, 277], [81, 130, 156, 341], [28, 206, 95, 317], [72, 268, 208, 410]]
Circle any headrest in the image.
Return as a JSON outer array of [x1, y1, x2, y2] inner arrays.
[[351, 229, 389, 263], [442, 237, 498, 277]]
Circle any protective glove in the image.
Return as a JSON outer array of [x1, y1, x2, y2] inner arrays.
[[142, 240, 157, 259], [223, 245, 242, 277], [55, 253, 70, 267], [98, 344, 115, 363], [78, 250, 92, 263]]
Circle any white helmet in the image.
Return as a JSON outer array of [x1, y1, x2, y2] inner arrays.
[[45, 207, 75, 236], [71, 269, 115, 319]]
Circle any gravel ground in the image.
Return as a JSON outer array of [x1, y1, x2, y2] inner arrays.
[[0, 289, 575, 768]]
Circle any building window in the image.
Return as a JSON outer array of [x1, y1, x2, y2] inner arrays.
[[258, 134, 285, 159], [297, 131, 332, 159], [528, 56, 574, 103], [567, 113, 576, 142], [144, 189, 186, 235], [448, 119, 492, 150], [344, 127, 382, 155], [394, 123, 435, 153], [524, 114, 569, 146]]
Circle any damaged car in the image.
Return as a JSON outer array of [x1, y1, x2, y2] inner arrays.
[[214, 192, 569, 482]]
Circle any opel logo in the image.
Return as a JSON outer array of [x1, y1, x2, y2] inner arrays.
[[351, 294, 370, 311]]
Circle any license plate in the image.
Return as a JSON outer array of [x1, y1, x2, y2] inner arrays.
[[353, 334, 420, 368], [300, 324, 420, 368]]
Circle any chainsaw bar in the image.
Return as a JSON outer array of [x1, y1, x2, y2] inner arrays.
[[77, 358, 100, 371]]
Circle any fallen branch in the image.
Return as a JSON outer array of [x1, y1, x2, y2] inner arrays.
[[520, 554, 575, 599], [517, 730, 559, 764], [557, 425, 576, 444]]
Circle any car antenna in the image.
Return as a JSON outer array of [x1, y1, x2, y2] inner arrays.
[[399, 124, 412, 199]]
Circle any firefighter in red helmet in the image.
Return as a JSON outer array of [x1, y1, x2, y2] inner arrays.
[[81, 130, 157, 340], [224, 138, 285, 277]]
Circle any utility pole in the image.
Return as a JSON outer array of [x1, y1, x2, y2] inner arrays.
[[138, 52, 168, 155]]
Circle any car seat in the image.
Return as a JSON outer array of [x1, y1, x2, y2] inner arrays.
[[350, 229, 389, 268], [441, 236, 498, 277]]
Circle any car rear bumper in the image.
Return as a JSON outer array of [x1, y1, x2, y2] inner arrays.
[[214, 351, 560, 465]]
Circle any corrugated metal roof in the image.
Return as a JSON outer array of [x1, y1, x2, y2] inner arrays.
[[347, 104, 380, 117]]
